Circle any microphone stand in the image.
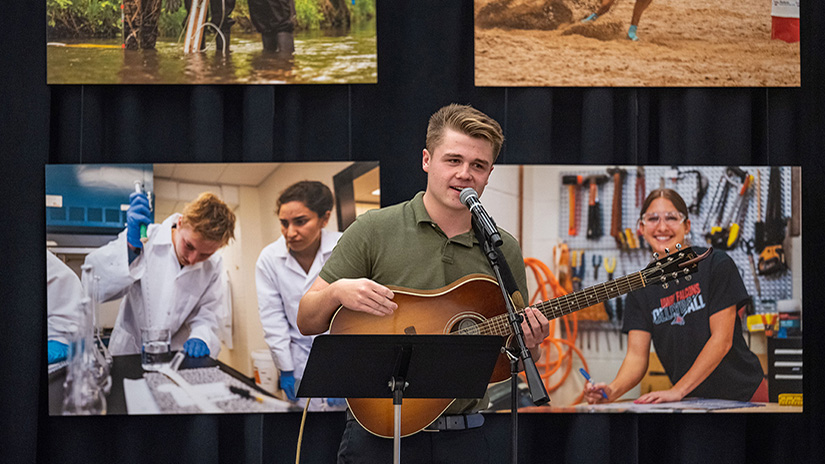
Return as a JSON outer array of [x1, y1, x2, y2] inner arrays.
[[476, 222, 549, 464]]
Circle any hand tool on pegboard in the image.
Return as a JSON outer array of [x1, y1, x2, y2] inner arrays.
[[708, 170, 751, 249], [571, 250, 585, 292], [635, 166, 646, 208], [757, 167, 787, 275], [791, 167, 801, 237], [742, 239, 761, 298], [726, 173, 754, 249], [607, 167, 627, 248], [704, 167, 747, 247], [562, 175, 583, 236], [552, 243, 575, 294], [701, 172, 731, 234], [624, 228, 639, 249], [592, 254, 602, 280], [585, 175, 609, 239], [577, 253, 609, 322], [676, 169, 709, 216], [603, 256, 617, 322]]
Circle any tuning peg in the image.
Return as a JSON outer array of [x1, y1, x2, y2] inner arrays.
[[653, 252, 659, 260], [662, 283, 669, 289], [664, 248, 670, 255], [676, 243, 682, 250], [685, 275, 692, 281]]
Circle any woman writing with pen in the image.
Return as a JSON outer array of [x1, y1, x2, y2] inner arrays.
[[585, 189, 766, 404]]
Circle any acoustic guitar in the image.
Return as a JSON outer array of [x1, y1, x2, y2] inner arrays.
[[330, 246, 711, 437]]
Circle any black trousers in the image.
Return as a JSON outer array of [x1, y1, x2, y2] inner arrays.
[[248, 0, 295, 34], [337, 419, 492, 464]]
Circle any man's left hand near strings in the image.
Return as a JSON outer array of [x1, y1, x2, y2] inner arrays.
[[522, 306, 550, 349]]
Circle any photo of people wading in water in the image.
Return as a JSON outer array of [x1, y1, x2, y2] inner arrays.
[[47, 0, 376, 84], [474, 0, 799, 87]]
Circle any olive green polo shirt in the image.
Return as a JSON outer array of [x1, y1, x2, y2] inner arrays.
[[320, 191, 527, 413]]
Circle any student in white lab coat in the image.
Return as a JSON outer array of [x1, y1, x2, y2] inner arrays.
[[47, 250, 84, 363], [85, 192, 236, 358], [256, 181, 345, 410]]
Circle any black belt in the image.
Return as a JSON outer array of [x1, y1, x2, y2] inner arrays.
[[424, 413, 485, 431], [345, 410, 485, 432]]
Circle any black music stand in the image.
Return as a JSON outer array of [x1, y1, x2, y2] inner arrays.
[[297, 334, 503, 464]]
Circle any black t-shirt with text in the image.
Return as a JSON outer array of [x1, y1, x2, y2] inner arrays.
[[623, 248, 764, 401]]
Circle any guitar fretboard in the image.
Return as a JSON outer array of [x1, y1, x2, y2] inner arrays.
[[451, 246, 705, 338], [458, 271, 646, 337]]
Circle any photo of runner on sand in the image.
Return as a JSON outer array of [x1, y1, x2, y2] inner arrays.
[[475, 0, 800, 87]]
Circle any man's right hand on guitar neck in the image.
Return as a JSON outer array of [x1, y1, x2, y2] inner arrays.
[[298, 276, 397, 335]]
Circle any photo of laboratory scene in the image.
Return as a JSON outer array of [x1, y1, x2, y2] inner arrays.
[[46, 163, 802, 416], [47, 161, 380, 415]]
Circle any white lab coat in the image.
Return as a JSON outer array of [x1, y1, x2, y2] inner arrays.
[[47, 250, 84, 345], [256, 228, 342, 381], [85, 213, 224, 357]]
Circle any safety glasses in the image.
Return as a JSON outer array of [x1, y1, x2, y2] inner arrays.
[[638, 211, 686, 227]]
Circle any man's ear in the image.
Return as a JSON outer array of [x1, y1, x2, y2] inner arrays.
[[422, 148, 431, 172]]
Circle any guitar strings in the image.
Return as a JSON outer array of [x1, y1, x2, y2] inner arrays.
[[456, 252, 695, 337]]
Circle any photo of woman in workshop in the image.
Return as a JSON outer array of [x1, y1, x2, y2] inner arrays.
[[584, 188, 767, 404]]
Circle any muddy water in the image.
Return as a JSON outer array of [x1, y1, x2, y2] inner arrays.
[[47, 21, 376, 85]]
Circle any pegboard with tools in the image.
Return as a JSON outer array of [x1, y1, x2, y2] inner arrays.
[[558, 166, 796, 317]]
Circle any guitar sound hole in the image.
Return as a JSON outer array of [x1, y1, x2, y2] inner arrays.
[[454, 318, 480, 335]]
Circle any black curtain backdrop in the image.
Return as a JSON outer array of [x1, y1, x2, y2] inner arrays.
[[2, 1, 823, 463]]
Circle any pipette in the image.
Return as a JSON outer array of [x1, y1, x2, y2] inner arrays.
[[134, 181, 148, 244]]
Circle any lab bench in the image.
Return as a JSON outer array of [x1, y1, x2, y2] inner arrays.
[[48, 353, 270, 415]]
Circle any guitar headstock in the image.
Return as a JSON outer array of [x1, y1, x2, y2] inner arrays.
[[641, 245, 712, 289]]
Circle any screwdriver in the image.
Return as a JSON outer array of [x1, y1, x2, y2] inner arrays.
[[726, 174, 753, 248]]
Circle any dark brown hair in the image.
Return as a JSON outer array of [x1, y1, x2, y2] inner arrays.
[[277, 180, 334, 218], [639, 188, 690, 221]]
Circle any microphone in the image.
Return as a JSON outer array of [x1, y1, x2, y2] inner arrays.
[[459, 187, 503, 247]]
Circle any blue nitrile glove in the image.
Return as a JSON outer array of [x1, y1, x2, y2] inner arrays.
[[127, 192, 152, 249], [327, 397, 347, 408], [48, 340, 68, 363], [279, 371, 296, 401], [183, 338, 210, 358]]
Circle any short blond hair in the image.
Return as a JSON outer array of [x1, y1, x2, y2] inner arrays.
[[426, 104, 504, 161], [181, 192, 236, 246]]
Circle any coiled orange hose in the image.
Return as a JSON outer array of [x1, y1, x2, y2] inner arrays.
[[523, 257, 592, 404]]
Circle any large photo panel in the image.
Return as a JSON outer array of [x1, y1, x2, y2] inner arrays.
[[475, 0, 800, 86], [47, 1, 377, 84], [46, 163, 801, 415], [481, 165, 801, 411], [46, 161, 380, 415]]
